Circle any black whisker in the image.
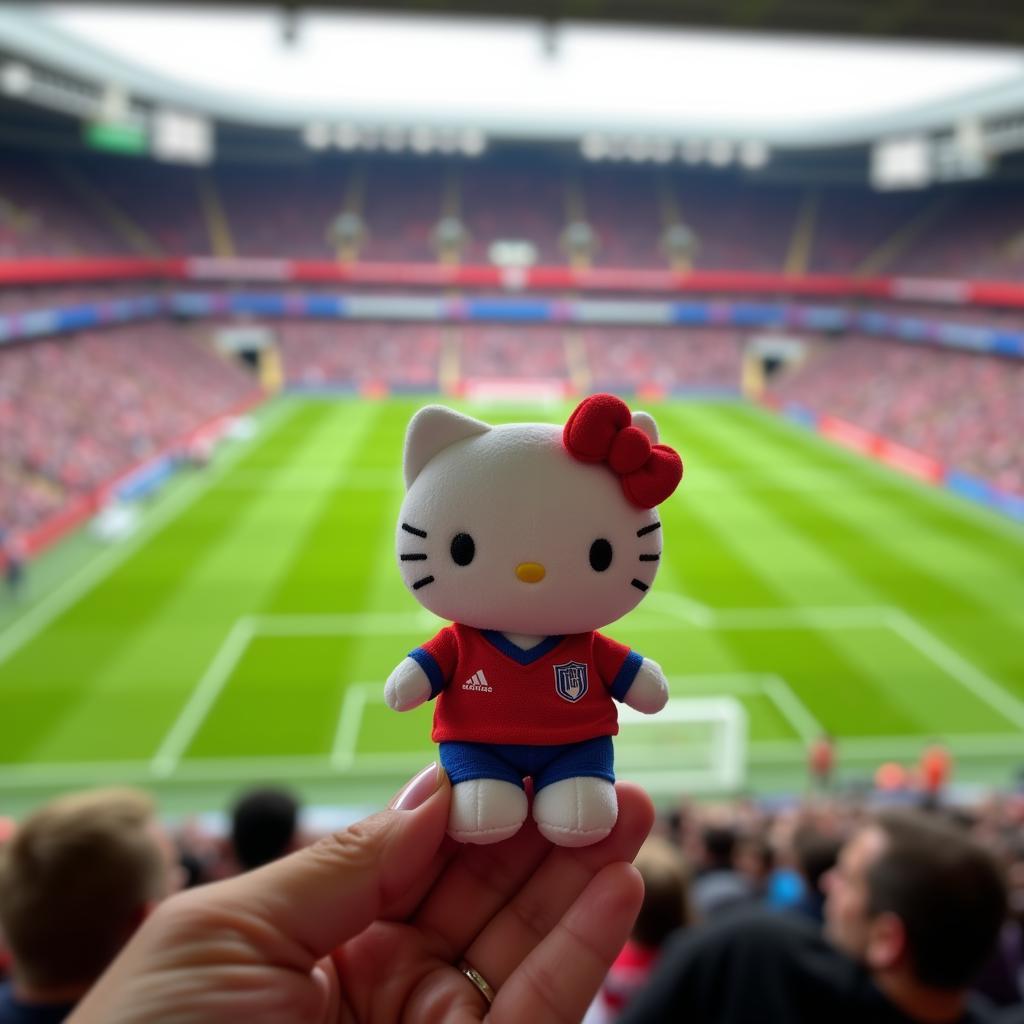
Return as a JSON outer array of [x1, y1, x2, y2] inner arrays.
[[402, 523, 428, 538], [400, 553, 428, 561], [631, 578, 649, 592], [412, 575, 435, 590], [636, 522, 661, 538], [638, 553, 660, 562]]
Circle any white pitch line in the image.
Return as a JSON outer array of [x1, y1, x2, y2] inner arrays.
[[644, 590, 715, 627], [760, 675, 824, 742], [250, 612, 437, 636], [0, 403, 292, 671], [665, 672, 822, 743], [667, 673, 765, 695], [149, 618, 255, 777], [637, 593, 1024, 736], [886, 610, 1024, 731], [330, 683, 372, 770], [713, 607, 888, 629]]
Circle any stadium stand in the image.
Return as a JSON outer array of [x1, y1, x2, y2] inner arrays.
[[808, 186, 936, 274], [578, 167, 665, 268], [460, 161, 566, 265], [770, 335, 1024, 493], [278, 322, 442, 389], [459, 324, 568, 380], [0, 323, 256, 535], [359, 161, 445, 263], [584, 327, 744, 392], [8, 151, 1024, 273], [0, 157, 128, 258]]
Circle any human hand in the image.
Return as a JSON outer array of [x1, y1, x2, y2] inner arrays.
[[384, 657, 432, 711], [69, 764, 653, 1024]]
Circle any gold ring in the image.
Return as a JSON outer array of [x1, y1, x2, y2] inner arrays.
[[460, 961, 496, 1005]]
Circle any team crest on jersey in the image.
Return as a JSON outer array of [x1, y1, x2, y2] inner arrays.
[[554, 661, 589, 703]]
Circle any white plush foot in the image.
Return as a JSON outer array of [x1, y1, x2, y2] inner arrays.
[[449, 779, 528, 845], [533, 777, 618, 847]]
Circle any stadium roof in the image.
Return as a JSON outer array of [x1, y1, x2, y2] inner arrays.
[[2, 4, 1024, 148]]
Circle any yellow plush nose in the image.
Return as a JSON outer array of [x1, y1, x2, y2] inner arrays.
[[515, 562, 546, 584]]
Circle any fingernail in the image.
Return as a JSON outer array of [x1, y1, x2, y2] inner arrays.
[[391, 762, 442, 811]]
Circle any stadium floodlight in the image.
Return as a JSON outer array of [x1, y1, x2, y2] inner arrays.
[[411, 126, 434, 154], [605, 136, 629, 161], [334, 123, 359, 150], [580, 133, 608, 160], [708, 139, 734, 167], [436, 131, 459, 155], [681, 140, 705, 164], [151, 107, 212, 165], [625, 136, 650, 162], [382, 127, 407, 152], [0, 62, 31, 97], [358, 128, 380, 151], [740, 140, 770, 169], [459, 128, 486, 156], [302, 122, 331, 150], [871, 135, 931, 190], [651, 140, 675, 164]]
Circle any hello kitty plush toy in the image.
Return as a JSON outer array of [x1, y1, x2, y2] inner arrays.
[[385, 394, 683, 848]]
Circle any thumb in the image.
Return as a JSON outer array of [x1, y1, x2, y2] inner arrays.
[[224, 762, 450, 959]]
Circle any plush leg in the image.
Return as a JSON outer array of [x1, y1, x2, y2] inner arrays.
[[449, 778, 528, 845], [532, 776, 618, 847]]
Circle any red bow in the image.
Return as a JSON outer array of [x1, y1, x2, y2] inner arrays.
[[563, 394, 683, 509]]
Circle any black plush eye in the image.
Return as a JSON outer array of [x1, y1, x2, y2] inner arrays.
[[450, 533, 475, 566], [589, 538, 613, 572]]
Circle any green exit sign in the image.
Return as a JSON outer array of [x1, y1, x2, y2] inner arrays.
[[84, 120, 147, 155]]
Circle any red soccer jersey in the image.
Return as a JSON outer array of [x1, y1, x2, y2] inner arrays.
[[410, 623, 643, 745]]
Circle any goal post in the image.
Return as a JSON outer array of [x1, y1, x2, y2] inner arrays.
[[615, 697, 748, 794]]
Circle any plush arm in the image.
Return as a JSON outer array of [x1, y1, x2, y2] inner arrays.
[[384, 657, 433, 712], [622, 657, 669, 714]]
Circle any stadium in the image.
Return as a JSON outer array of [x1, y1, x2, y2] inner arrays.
[[0, 3, 1022, 1021]]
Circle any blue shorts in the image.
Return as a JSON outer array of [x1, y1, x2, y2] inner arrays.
[[439, 736, 614, 792]]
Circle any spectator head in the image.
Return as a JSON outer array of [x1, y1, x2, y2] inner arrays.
[[631, 837, 691, 950], [701, 825, 737, 870], [736, 833, 774, 890], [0, 788, 176, 994], [230, 787, 300, 872], [824, 809, 1007, 991], [794, 825, 843, 899]]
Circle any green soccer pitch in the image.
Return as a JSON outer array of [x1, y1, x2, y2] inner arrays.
[[2, 395, 1023, 815]]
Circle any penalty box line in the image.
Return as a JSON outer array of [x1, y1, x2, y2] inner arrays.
[[149, 611, 440, 778], [642, 592, 1024, 733]]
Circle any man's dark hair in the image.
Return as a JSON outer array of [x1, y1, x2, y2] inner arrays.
[[230, 787, 300, 871], [702, 826, 737, 868], [868, 810, 1007, 989], [794, 826, 842, 895], [632, 838, 691, 949]]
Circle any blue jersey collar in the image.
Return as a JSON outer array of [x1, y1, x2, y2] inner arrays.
[[480, 630, 565, 665]]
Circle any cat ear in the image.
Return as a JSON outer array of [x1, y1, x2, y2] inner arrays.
[[404, 405, 491, 488], [632, 411, 660, 445]]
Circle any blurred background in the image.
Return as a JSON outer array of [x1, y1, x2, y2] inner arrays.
[[0, 2, 1022, 990]]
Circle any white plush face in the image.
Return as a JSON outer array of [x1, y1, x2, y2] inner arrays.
[[396, 406, 664, 635]]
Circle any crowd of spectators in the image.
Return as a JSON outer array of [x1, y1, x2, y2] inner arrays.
[[1, 772, 1022, 1023], [278, 323, 746, 393], [279, 322, 443, 390], [585, 327, 743, 393], [770, 335, 1024, 494], [0, 323, 257, 536]]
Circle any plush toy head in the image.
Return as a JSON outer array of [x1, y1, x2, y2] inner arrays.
[[396, 394, 682, 636]]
